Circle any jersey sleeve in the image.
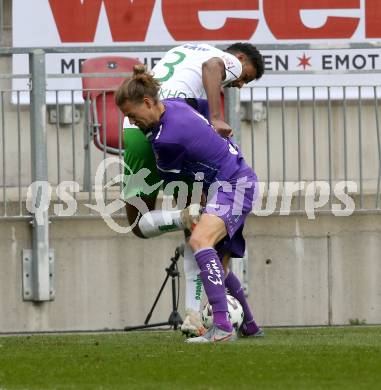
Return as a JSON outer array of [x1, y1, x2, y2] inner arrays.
[[153, 141, 187, 183], [219, 52, 242, 84]]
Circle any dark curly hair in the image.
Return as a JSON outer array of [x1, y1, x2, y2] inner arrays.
[[225, 42, 264, 80]]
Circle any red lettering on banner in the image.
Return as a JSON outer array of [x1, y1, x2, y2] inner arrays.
[[49, 0, 154, 43], [162, 0, 259, 40], [365, 0, 381, 38], [264, 0, 360, 39], [48, 0, 102, 42], [103, 0, 155, 41], [48, 0, 381, 43]]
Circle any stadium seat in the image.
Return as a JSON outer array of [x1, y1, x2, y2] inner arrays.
[[81, 56, 142, 155]]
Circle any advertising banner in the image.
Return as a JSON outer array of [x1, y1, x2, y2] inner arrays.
[[12, 0, 381, 102]]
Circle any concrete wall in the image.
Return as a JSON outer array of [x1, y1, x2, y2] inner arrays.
[[1, 213, 380, 332], [248, 213, 381, 326], [0, 217, 187, 332]]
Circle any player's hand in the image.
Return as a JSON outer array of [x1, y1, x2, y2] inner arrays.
[[211, 119, 233, 138], [180, 204, 202, 232]]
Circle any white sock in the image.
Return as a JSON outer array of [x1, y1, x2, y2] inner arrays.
[[183, 241, 203, 312], [138, 210, 183, 238]]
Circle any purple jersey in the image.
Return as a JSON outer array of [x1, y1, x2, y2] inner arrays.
[[148, 98, 258, 258], [147, 99, 252, 190]]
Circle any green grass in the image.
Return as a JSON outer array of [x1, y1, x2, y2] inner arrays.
[[1, 327, 381, 390]]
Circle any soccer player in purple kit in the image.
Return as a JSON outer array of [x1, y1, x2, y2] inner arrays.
[[116, 66, 263, 342], [123, 43, 264, 338]]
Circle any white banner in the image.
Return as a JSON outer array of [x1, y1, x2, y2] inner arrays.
[[12, 0, 381, 102]]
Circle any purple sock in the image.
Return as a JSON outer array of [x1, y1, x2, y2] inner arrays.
[[225, 271, 260, 334], [194, 248, 232, 332]]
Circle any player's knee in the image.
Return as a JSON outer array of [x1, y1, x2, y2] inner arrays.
[[125, 205, 146, 238], [188, 232, 213, 252], [130, 224, 147, 239], [127, 214, 147, 238]]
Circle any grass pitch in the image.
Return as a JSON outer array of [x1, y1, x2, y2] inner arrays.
[[0, 326, 381, 390]]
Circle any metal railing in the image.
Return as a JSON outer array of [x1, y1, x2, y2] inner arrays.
[[0, 0, 3, 45], [1, 45, 381, 301], [1, 46, 381, 218], [242, 85, 381, 214]]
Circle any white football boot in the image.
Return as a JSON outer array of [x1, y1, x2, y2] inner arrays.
[[180, 308, 206, 338], [185, 325, 237, 344]]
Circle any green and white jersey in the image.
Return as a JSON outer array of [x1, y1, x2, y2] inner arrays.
[[152, 43, 242, 99]]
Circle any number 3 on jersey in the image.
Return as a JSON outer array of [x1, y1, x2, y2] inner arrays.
[[156, 51, 186, 82]]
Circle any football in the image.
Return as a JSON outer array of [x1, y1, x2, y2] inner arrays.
[[202, 294, 244, 330]]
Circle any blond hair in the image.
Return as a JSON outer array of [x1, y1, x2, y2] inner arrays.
[[115, 64, 161, 107]]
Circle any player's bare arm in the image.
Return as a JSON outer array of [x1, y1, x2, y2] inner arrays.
[[202, 57, 233, 138]]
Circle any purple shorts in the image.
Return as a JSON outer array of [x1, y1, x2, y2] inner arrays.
[[204, 168, 258, 258]]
